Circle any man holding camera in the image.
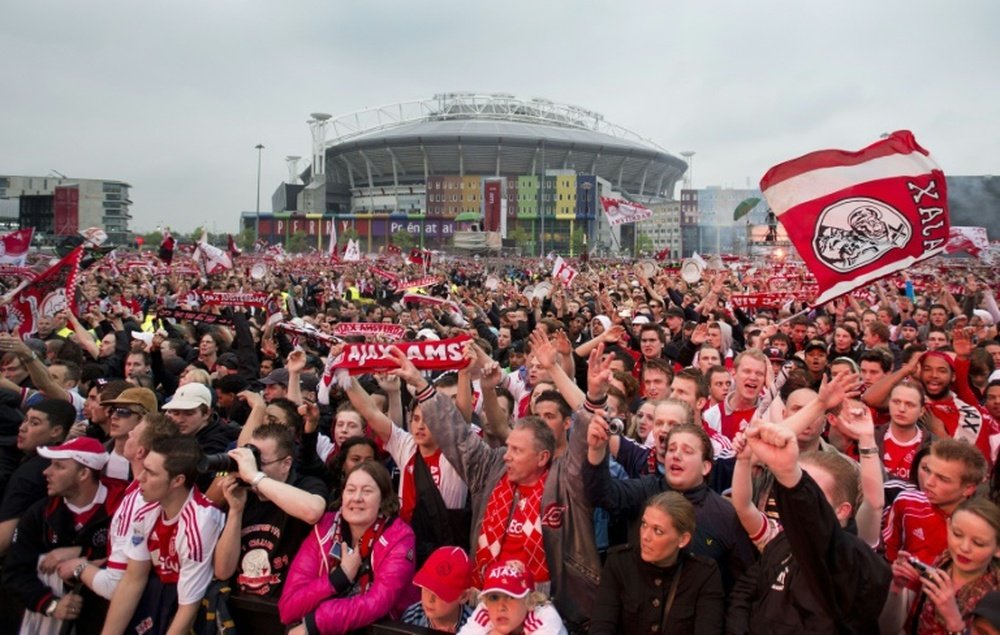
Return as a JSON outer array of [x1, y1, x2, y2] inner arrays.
[[214, 423, 327, 635]]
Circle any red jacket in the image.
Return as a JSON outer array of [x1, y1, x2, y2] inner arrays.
[[278, 511, 418, 634]]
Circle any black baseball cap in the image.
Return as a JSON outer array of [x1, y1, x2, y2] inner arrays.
[[804, 339, 827, 353]]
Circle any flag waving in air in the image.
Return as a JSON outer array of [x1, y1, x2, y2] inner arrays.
[[158, 230, 175, 266], [193, 230, 233, 275], [0, 246, 83, 336], [0, 228, 34, 266], [760, 130, 949, 306]]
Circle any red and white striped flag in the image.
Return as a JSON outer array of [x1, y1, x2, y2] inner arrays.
[[760, 130, 949, 306], [0, 228, 34, 266]]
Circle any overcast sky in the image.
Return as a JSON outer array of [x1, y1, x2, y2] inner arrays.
[[2, 0, 997, 233]]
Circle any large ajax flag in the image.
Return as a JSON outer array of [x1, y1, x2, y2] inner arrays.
[[760, 130, 949, 306], [0, 246, 83, 336]]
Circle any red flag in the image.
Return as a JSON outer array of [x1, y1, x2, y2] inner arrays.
[[945, 226, 989, 258], [386, 243, 401, 256], [0, 228, 34, 266], [653, 246, 671, 262], [1, 247, 83, 336], [227, 234, 242, 258], [407, 248, 424, 266], [193, 230, 233, 275], [159, 231, 175, 265], [760, 130, 949, 306]]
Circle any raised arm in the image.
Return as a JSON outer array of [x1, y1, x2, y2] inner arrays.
[[529, 328, 585, 409], [832, 399, 884, 547], [730, 431, 768, 545], [345, 376, 395, 443], [862, 351, 923, 409]]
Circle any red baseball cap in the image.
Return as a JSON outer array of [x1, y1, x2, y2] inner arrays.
[[481, 560, 534, 599], [38, 437, 109, 470], [412, 547, 472, 603]]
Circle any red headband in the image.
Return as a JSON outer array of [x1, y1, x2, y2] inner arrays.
[[921, 350, 955, 372]]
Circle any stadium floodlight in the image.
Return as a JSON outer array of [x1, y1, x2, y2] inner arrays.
[[310, 113, 332, 122]]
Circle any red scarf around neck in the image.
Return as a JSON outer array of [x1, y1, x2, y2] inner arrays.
[[323, 511, 389, 593], [475, 472, 548, 588]]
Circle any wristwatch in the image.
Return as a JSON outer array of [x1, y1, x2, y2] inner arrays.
[[43, 599, 58, 617], [73, 562, 88, 581]]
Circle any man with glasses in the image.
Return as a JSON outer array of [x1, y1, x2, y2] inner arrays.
[[214, 424, 327, 634], [100, 387, 158, 480]]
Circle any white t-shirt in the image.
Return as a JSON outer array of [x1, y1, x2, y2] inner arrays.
[[125, 488, 224, 606], [385, 424, 467, 509]]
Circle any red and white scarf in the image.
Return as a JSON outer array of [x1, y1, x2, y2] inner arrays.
[[318, 511, 389, 594], [475, 472, 548, 588]]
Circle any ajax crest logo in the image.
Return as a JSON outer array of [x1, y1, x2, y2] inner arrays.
[[813, 198, 910, 272]]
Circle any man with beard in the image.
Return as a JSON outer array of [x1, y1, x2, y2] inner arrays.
[[703, 350, 768, 441], [864, 350, 998, 464]]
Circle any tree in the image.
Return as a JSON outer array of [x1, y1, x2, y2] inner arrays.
[[286, 230, 308, 254], [338, 227, 359, 247], [635, 232, 654, 257], [390, 231, 415, 252], [142, 230, 163, 249], [238, 228, 256, 251], [189, 226, 206, 242], [507, 225, 533, 256], [569, 227, 587, 257]]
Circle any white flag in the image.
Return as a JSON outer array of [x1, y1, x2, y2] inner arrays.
[[344, 239, 361, 262], [551, 255, 578, 285]]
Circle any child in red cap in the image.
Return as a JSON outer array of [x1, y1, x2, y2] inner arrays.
[[401, 546, 475, 633], [459, 559, 566, 635]]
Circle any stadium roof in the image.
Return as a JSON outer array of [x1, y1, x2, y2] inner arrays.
[[319, 93, 687, 199]]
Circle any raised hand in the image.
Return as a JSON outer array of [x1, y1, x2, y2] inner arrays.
[[832, 399, 875, 442], [528, 328, 557, 370], [745, 420, 799, 481], [586, 343, 613, 400], [817, 371, 862, 412], [951, 327, 973, 358], [385, 346, 424, 388], [286, 349, 307, 374]]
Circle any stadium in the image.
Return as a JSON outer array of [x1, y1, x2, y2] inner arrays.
[[245, 93, 688, 256]]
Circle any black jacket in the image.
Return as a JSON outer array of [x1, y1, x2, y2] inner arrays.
[[726, 471, 892, 634], [2, 485, 124, 635], [591, 546, 724, 635], [583, 454, 755, 594]]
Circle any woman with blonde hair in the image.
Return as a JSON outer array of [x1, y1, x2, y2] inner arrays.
[[884, 496, 1000, 634], [590, 491, 723, 634]]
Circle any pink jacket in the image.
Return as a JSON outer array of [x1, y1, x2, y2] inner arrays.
[[278, 512, 419, 634]]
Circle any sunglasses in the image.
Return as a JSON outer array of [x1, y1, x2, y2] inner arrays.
[[110, 407, 142, 418]]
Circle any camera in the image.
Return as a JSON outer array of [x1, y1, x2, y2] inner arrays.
[[607, 417, 626, 436], [197, 444, 261, 475], [908, 556, 933, 578]]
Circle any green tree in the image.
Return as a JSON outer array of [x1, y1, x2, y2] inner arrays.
[[339, 227, 359, 247], [286, 230, 308, 254], [189, 226, 205, 242], [238, 228, 256, 251], [142, 230, 163, 250], [507, 226, 533, 256], [569, 227, 587, 257], [635, 232, 654, 257], [391, 231, 415, 252]]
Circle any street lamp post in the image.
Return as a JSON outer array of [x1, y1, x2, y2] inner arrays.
[[255, 144, 265, 214]]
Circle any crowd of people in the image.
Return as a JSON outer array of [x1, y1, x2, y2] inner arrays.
[[1, 246, 999, 635]]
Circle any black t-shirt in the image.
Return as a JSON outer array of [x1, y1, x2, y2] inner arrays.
[[234, 471, 327, 598], [0, 454, 49, 523]]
